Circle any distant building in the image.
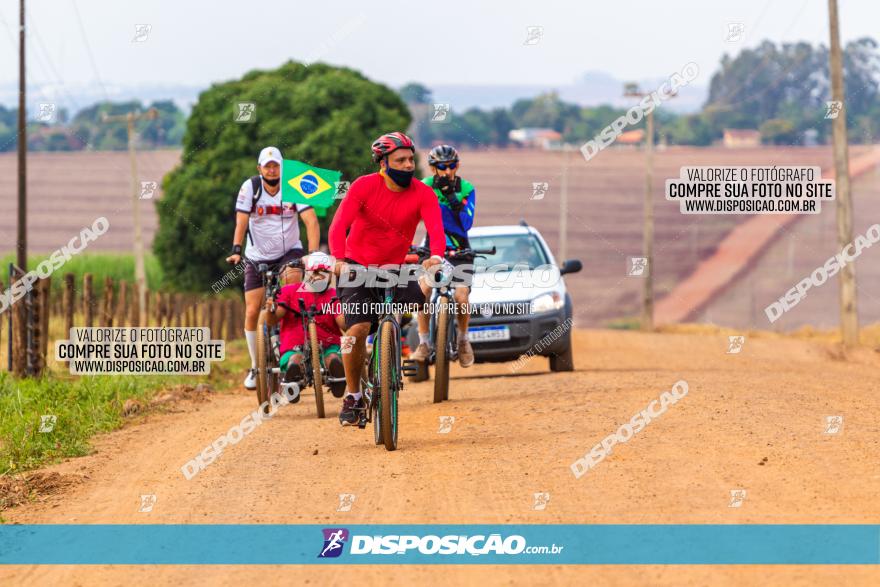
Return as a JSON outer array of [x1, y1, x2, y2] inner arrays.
[[803, 129, 819, 147], [617, 129, 645, 145], [508, 127, 563, 150], [722, 129, 761, 148]]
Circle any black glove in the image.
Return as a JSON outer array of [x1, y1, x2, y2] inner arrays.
[[435, 176, 463, 212]]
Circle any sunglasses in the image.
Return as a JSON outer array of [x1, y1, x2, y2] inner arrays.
[[434, 161, 458, 171]]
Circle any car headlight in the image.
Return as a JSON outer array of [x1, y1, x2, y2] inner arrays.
[[530, 292, 564, 313]]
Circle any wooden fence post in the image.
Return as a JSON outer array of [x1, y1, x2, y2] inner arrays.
[[11, 283, 26, 376], [173, 293, 182, 327], [224, 299, 234, 339], [154, 290, 163, 327], [117, 280, 128, 327], [36, 278, 51, 375], [215, 299, 226, 341], [186, 296, 195, 327], [143, 289, 150, 327], [102, 277, 114, 328], [129, 283, 139, 327], [63, 273, 75, 337], [83, 274, 94, 328]]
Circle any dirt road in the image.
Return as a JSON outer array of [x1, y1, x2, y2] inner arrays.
[[2, 328, 879, 585]]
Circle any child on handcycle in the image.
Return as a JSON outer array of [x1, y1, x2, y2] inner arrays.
[[267, 252, 346, 400]]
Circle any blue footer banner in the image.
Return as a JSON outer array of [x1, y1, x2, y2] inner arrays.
[[1, 525, 878, 564]]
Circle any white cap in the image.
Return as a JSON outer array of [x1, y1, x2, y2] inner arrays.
[[258, 146, 283, 166]]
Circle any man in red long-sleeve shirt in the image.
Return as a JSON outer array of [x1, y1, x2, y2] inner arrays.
[[329, 131, 446, 426]]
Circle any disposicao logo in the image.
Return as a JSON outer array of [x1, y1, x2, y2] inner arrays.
[[318, 528, 349, 558]]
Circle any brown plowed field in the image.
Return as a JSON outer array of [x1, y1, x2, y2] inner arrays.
[[4, 146, 875, 326]]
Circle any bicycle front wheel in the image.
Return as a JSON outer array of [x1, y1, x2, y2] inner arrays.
[[433, 300, 451, 403], [309, 322, 325, 419], [379, 320, 398, 451], [255, 311, 270, 413]]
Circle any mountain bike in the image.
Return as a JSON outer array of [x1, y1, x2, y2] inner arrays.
[[349, 266, 422, 451], [253, 260, 288, 414], [408, 245, 495, 403]]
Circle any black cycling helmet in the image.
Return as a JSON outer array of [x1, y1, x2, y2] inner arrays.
[[427, 144, 460, 166]]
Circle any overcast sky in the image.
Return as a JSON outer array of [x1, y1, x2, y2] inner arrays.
[[0, 0, 877, 94]]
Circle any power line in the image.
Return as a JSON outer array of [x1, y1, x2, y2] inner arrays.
[[26, 6, 82, 114], [69, 0, 110, 101]]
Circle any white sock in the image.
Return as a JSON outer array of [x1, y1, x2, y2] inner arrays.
[[458, 328, 469, 341], [345, 391, 363, 401], [245, 330, 257, 369], [419, 332, 430, 345]]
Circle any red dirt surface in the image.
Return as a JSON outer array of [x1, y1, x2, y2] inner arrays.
[[1, 328, 878, 585]]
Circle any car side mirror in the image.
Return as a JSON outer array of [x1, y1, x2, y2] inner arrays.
[[560, 259, 582, 275]]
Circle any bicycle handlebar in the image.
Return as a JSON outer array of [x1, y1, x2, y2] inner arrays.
[[407, 245, 496, 262], [275, 295, 339, 317]]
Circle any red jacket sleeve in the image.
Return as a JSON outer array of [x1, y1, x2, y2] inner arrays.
[[420, 183, 446, 257], [329, 180, 362, 261]]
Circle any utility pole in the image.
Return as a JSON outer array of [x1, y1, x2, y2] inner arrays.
[[17, 0, 26, 271], [827, 0, 858, 346], [558, 145, 571, 262], [13, 0, 28, 376], [102, 108, 157, 324], [624, 83, 671, 331]]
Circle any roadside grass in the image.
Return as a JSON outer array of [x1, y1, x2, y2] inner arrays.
[[0, 371, 185, 474], [605, 317, 641, 330], [0, 315, 249, 475], [0, 252, 165, 297]]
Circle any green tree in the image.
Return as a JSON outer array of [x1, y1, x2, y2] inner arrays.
[[759, 118, 799, 145], [70, 100, 185, 150], [153, 61, 410, 291], [399, 82, 432, 105], [703, 38, 880, 143]]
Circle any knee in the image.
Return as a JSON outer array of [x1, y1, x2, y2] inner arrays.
[[348, 322, 370, 338]]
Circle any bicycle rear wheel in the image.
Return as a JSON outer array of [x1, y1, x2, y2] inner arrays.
[[433, 301, 451, 404], [379, 320, 398, 451], [308, 322, 325, 418], [255, 312, 270, 414]]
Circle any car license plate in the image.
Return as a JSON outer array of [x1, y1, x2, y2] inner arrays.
[[468, 326, 510, 342]]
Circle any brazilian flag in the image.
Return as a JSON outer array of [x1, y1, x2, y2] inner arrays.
[[281, 160, 343, 215]]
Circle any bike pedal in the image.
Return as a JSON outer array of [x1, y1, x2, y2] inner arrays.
[[401, 359, 419, 375]]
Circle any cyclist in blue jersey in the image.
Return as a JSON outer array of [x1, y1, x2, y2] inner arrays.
[[410, 144, 478, 367]]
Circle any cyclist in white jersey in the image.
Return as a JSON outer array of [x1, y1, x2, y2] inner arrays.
[[226, 146, 320, 390]]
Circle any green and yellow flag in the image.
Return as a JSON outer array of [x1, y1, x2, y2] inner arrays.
[[281, 159, 343, 211]]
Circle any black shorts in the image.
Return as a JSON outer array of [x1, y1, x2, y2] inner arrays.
[[338, 266, 427, 332], [243, 248, 305, 292], [445, 254, 475, 290]]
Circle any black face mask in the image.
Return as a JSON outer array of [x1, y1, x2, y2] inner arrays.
[[262, 176, 280, 187], [385, 165, 414, 188]]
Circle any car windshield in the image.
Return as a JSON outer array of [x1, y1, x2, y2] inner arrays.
[[468, 234, 549, 272]]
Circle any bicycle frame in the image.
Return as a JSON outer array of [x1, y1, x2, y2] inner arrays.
[[427, 282, 460, 366], [359, 286, 404, 425]]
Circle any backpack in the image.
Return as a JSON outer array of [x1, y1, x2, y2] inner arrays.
[[244, 175, 262, 246]]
